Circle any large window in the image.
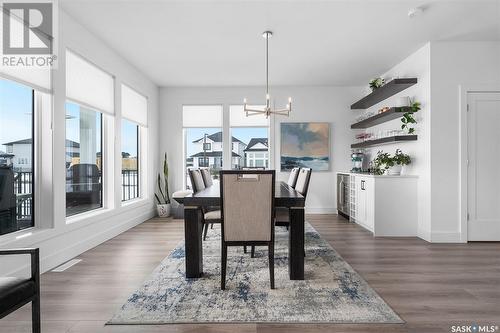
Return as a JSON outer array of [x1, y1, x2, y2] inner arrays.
[[229, 105, 269, 170], [65, 102, 103, 216], [183, 105, 223, 190], [0, 79, 34, 235], [121, 120, 139, 201]]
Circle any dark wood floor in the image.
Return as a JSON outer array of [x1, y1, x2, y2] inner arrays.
[[1, 215, 500, 333]]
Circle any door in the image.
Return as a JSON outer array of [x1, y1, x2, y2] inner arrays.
[[467, 92, 500, 241]]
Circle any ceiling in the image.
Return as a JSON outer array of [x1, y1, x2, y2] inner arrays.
[[60, 0, 500, 87]]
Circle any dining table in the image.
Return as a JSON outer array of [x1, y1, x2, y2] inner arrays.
[[176, 180, 305, 280]]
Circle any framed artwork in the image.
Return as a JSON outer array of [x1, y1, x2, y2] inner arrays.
[[280, 122, 330, 171]]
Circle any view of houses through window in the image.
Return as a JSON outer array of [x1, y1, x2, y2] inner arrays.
[[122, 120, 139, 201], [65, 102, 103, 216], [0, 79, 35, 236], [185, 128, 222, 189]]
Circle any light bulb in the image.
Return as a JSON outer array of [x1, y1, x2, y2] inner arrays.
[[266, 93, 270, 100], [243, 98, 247, 104], [288, 97, 292, 103]]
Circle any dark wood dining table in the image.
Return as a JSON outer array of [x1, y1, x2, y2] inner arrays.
[[177, 181, 305, 280]]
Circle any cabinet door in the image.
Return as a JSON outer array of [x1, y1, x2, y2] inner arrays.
[[356, 177, 366, 225], [364, 177, 375, 230]]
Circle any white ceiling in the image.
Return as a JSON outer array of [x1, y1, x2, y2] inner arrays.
[[60, 0, 500, 87]]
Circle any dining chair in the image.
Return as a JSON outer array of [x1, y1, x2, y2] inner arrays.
[[200, 168, 213, 187], [287, 167, 301, 188], [0, 248, 40, 333], [276, 168, 312, 228], [188, 168, 221, 240], [220, 170, 275, 290]]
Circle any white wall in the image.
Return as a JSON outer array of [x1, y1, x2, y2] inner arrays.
[[160, 86, 360, 214], [352, 43, 432, 240], [430, 41, 500, 242], [0, 9, 160, 276]]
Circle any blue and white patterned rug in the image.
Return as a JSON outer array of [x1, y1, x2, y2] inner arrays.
[[108, 222, 402, 324]]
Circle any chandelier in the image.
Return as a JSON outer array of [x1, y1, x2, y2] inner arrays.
[[244, 31, 292, 118]]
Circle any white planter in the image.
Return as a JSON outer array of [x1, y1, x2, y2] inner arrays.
[[157, 203, 171, 218], [387, 164, 403, 176]]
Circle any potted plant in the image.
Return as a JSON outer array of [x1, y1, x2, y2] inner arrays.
[[372, 150, 411, 175], [155, 153, 171, 217], [391, 149, 411, 175], [369, 77, 385, 91], [401, 98, 421, 134]]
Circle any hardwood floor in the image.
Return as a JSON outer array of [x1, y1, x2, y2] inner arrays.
[[1, 215, 499, 333]]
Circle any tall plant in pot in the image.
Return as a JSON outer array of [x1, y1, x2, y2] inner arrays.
[[155, 153, 171, 217]]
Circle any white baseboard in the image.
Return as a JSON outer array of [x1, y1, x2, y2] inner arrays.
[[306, 207, 337, 214], [417, 228, 432, 242], [5, 208, 155, 277], [430, 231, 463, 243]]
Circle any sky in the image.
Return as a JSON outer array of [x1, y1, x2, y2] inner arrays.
[[0, 79, 33, 153], [185, 127, 268, 157]]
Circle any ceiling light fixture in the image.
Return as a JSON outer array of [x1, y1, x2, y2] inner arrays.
[[244, 31, 292, 118]]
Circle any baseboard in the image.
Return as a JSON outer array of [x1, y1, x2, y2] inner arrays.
[[5, 208, 155, 277], [305, 207, 337, 214], [430, 231, 463, 243], [417, 228, 432, 242]]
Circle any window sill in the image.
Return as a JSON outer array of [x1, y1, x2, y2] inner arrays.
[[66, 207, 112, 225], [0, 227, 52, 247]]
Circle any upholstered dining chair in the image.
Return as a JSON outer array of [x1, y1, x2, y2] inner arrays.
[[220, 170, 275, 290], [0, 248, 40, 333], [188, 168, 221, 240], [287, 167, 301, 188], [275, 168, 312, 228], [200, 168, 213, 187]]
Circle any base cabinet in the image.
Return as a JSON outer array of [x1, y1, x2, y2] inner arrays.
[[350, 174, 417, 237]]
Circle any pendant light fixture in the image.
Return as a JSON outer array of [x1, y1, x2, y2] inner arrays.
[[244, 31, 292, 118]]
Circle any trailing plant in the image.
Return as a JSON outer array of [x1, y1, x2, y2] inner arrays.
[[369, 77, 385, 91], [401, 98, 421, 134], [155, 153, 171, 205]]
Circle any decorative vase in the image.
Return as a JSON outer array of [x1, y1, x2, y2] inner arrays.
[[387, 165, 402, 176], [157, 203, 171, 217]]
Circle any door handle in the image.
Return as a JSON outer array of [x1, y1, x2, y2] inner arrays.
[[361, 180, 365, 190], [339, 180, 344, 204]]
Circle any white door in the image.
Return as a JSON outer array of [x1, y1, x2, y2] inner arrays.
[[467, 92, 500, 241]]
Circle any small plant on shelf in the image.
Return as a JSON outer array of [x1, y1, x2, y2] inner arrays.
[[369, 77, 385, 91], [372, 149, 411, 175], [401, 98, 420, 134]]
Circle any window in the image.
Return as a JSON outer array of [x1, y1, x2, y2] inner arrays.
[[0, 78, 35, 235], [121, 119, 139, 201], [65, 102, 103, 216], [229, 105, 269, 170], [183, 105, 223, 190]]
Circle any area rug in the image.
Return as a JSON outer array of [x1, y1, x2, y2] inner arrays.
[[108, 222, 402, 324]]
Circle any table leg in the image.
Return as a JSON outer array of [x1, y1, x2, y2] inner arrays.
[[289, 207, 305, 280], [184, 206, 203, 278]]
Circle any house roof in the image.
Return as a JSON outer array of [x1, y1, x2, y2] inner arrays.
[[244, 138, 268, 152], [3, 138, 80, 148], [190, 151, 241, 158], [192, 131, 243, 144]]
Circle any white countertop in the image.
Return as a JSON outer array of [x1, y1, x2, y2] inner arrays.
[[337, 171, 418, 178]]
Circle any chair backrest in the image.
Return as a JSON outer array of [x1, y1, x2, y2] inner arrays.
[[287, 167, 300, 188], [220, 170, 275, 242], [188, 168, 206, 193], [200, 168, 213, 187], [295, 168, 311, 197]]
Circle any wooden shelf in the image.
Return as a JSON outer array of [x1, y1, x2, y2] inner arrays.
[[351, 135, 418, 148], [351, 107, 415, 129], [351, 78, 417, 110]]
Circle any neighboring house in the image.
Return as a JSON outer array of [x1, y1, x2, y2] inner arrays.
[[190, 131, 247, 169], [3, 139, 80, 171], [244, 138, 269, 168]]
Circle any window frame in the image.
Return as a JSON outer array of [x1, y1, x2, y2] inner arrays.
[[121, 119, 140, 203]]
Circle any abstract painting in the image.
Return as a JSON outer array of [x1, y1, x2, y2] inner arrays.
[[280, 122, 330, 171]]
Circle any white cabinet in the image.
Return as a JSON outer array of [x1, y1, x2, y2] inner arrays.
[[350, 174, 417, 237]]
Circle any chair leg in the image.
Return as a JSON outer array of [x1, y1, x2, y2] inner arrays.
[[211, 223, 214, 229], [269, 242, 275, 289], [243, 246, 247, 253], [221, 244, 227, 290], [203, 223, 209, 241], [286, 225, 289, 231], [251, 246, 255, 258], [32, 296, 41, 333]]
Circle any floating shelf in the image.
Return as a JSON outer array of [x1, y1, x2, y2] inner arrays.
[[351, 78, 417, 110], [351, 107, 415, 129], [351, 135, 418, 148]]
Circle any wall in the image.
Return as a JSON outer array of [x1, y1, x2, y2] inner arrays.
[[160, 86, 360, 214], [0, 9, 160, 276], [430, 41, 500, 241], [352, 43, 432, 240]]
